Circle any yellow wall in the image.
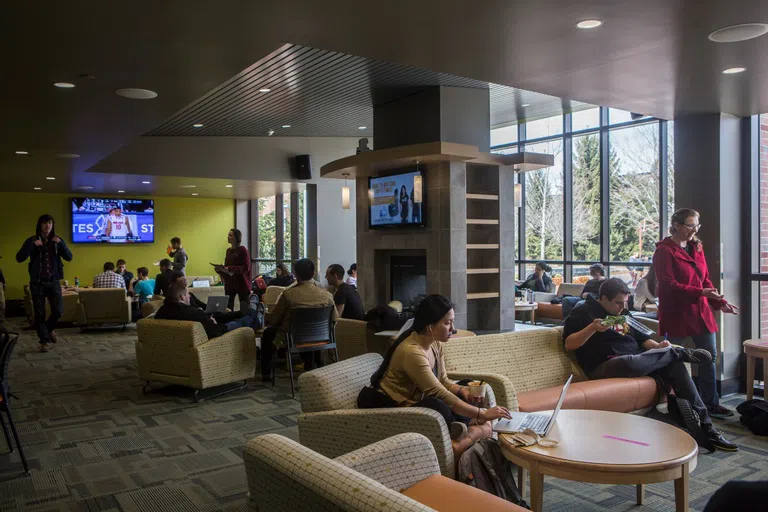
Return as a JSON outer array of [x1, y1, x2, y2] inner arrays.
[[0, 193, 235, 300]]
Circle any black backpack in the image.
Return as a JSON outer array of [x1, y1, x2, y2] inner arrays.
[[737, 399, 768, 436], [457, 438, 529, 509]]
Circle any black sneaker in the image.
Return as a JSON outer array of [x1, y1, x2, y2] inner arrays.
[[708, 404, 735, 419], [39, 342, 50, 353], [703, 425, 738, 451], [677, 347, 713, 365]]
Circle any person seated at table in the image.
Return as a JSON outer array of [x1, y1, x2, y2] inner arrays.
[[561, 263, 606, 320], [154, 279, 262, 339], [358, 294, 511, 440], [325, 263, 364, 320], [132, 267, 155, 305], [154, 259, 174, 296], [269, 263, 295, 287], [93, 262, 126, 289], [116, 259, 134, 293], [633, 264, 658, 314], [563, 278, 737, 451], [518, 261, 554, 293]]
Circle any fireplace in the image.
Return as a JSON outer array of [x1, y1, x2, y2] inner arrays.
[[390, 255, 427, 309]]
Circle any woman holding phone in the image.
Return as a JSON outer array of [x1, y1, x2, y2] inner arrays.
[[653, 208, 739, 419]]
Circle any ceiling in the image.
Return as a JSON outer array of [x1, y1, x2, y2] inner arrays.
[[2, 0, 768, 197]]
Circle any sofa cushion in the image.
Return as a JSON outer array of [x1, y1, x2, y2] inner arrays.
[[536, 302, 562, 320], [517, 376, 658, 413], [402, 474, 526, 511]]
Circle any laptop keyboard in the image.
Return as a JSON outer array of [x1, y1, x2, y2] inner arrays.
[[519, 414, 548, 432]]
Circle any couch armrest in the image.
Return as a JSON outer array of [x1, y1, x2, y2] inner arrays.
[[122, 297, 132, 323], [298, 407, 455, 478], [193, 327, 256, 389], [533, 292, 556, 303], [334, 433, 440, 492], [447, 371, 518, 411]]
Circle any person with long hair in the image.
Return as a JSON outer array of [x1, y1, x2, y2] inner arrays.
[[399, 185, 409, 223], [270, 262, 295, 287], [214, 229, 252, 311], [519, 261, 554, 293], [633, 264, 658, 313], [16, 214, 73, 352], [653, 208, 739, 419], [360, 295, 511, 440]]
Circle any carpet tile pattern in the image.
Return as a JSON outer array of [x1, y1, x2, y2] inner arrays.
[[0, 319, 766, 511]]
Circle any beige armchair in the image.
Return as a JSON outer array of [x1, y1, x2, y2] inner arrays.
[[135, 318, 256, 401], [334, 318, 370, 360], [141, 299, 164, 318], [23, 284, 79, 325], [262, 285, 285, 312], [77, 288, 131, 330]]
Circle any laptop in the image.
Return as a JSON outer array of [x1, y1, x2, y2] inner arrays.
[[493, 375, 573, 436], [204, 296, 229, 314]]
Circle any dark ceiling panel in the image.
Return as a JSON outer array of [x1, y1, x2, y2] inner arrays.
[[147, 44, 591, 138]]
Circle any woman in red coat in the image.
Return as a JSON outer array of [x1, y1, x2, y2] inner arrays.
[[653, 208, 739, 418], [215, 229, 252, 311]]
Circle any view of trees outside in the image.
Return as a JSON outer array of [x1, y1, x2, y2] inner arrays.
[[572, 133, 603, 261], [283, 194, 291, 259], [524, 139, 563, 260], [256, 192, 306, 274]]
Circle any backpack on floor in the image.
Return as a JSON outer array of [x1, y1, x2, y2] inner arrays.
[[646, 375, 715, 453], [457, 438, 529, 509], [737, 399, 768, 436]]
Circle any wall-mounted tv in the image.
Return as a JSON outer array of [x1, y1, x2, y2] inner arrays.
[[71, 197, 155, 243], [368, 169, 425, 228]]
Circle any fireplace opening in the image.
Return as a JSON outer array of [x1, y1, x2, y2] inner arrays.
[[390, 255, 427, 309]]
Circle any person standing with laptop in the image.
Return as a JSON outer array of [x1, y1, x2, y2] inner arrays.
[[563, 278, 737, 451]]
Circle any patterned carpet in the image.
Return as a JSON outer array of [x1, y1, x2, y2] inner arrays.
[[0, 319, 766, 511]]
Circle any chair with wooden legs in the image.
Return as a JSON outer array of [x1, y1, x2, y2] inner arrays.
[[0, 331, 29, 474]]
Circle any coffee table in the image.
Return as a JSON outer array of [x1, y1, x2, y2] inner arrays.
[[515, 301, 538, 324], [499, 409, 698, 512], [743, 339, 768, 400]]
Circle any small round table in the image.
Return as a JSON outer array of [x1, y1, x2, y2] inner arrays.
[[499, 409, 698, 512], [514, 301, 538, 324], [744, 339, 768, 400]]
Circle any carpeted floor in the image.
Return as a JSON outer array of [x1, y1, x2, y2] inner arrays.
[[0, 319, 766, 511]]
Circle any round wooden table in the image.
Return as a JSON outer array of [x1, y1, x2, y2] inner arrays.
[[514, 301, 538, 324], [499, 409, 698, 512], [744, 338, 768, 400]]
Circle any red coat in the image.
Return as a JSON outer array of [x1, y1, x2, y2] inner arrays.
[[223, 245, 252, 296], [653, 237, 723, 337]]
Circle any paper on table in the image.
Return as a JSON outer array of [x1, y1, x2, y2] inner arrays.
[[643, 346, 671, 355], [396, 318, 414, 339]]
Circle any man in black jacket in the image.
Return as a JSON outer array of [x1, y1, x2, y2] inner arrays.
[[16, 214, 73, 352], [153, 259, 173, 296]]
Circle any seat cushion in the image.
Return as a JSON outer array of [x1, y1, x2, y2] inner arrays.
[[535, 302, 562, 320], [402, 474, 527, 511], [517, 377, 658, 413]]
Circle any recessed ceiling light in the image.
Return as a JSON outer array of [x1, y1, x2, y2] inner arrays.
[[15, 150, 28, 155], [118, 190, 125, 193], [722, 67, 746, 74], [709, 23, 768, 43], [576, 19, 602, 29], [54, 82, 76, 89], [191, 193, 199, 196], [180, 185, 196, 188], [142, 181, 151, 184], [282, 125, 291, 128], [225, 184, 233, 188], [358, 126, 367, 130], [521, 103, 530, 107], [55, 152, 80, 159], [34, 187, 42, 190], [116, 88, 158, 99], [193, 123, 204, 128], [76, 185, 93, 190], [259, 88, 271, 93], [46, 176, 55, 180]]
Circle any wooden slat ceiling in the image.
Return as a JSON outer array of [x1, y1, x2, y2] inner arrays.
[[147, 44, 591, 138]]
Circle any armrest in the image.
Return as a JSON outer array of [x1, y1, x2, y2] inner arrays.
[[533, 292, 556, 303], [447, 371, 518, 411], [298, 407, 455, 478], [194, 327, 257, 387], [334, 433, 440, 491]]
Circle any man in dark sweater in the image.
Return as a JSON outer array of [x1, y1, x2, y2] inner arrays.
[[154, 279, 262, 339], [154, 259, 174, 296], [325, 263, 364, 320], [563, 278, 737, 451]]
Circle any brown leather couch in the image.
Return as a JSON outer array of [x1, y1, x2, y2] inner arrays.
[[532, 283, 585, 324]]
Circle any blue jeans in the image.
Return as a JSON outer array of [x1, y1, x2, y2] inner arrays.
[[224, 307, 261, 332], [669, 332, 718, 408], [561, 296, 584, 320]]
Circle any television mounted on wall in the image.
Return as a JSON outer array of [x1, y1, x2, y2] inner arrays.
[[71, 197, 155, 243], [368, 169, 425, 229]]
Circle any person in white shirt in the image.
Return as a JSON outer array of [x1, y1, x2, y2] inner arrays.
[[633, 264, 658, 312], [345, 263, 357, 287], [105, 206, 132, 243]]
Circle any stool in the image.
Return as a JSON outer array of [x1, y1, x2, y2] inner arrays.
[[743, 339, 768, 400]]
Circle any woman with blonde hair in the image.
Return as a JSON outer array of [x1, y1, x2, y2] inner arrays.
[[653, 208, 739, 418]]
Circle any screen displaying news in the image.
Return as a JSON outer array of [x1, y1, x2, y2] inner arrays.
[[71, 197, 155, 243]]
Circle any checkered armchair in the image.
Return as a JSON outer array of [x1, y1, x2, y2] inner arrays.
[[297, 353, 496, 479], [77, 288, 131, 328], [135, 318, 256, 392], [244, 433, 441, 511]]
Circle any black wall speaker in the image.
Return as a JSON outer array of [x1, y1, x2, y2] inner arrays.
[[295, 154, 312, 180]]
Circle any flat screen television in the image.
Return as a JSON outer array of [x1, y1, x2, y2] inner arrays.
[[71, 197, 155, 243], [368, 169, 425, 228]]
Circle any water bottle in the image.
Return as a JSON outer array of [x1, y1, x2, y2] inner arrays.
[[75, 276, 80, 287]]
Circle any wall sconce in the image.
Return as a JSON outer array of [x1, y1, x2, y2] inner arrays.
[[342, 173, 351, 210], [413, 174, 423, 203], [514, 183, 522, 207]]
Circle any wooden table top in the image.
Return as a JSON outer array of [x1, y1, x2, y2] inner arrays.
[[500, 409, 698, 472], [514, 301, 538, 310], [744, 339, 768, 352]]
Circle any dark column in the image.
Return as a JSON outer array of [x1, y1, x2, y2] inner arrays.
[[674, 113, 745, 395], [290, 191, 300, 260], [373, 86, 490, 152], [275, 195, 284, 262], [306, 184, 319, 278]]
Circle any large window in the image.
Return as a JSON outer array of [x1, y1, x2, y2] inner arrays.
[[254, 191, 306, 275], [492, 107, 673, 285]]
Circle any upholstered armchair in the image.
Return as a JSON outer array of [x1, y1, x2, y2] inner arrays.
[[297, 353, 496, 479], [334, 318, 370, 360], [140, 299, 164, 318], [23, 284, 79, 325], [77, 288, 131, 329], [262, 285, 286, 313], [135, 318, 256, 401]]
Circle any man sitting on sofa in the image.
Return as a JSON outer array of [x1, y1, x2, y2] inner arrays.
[[563, 277, 737, 451], [154, 278, 262, 339], [93, 262, 126, 289], [153, 259, 174, 296]]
